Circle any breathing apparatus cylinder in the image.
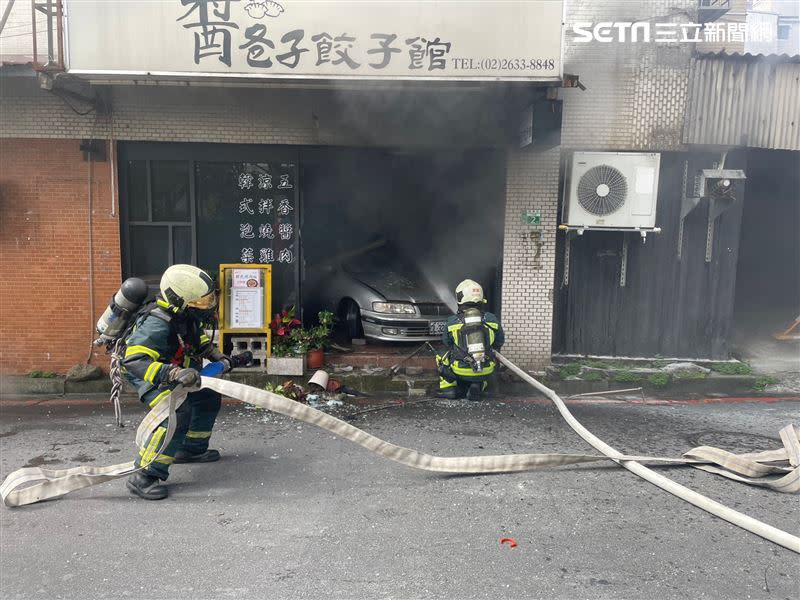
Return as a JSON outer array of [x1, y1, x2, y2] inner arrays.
[[462, 307, 487, 372], [95, 278, 149, 345]]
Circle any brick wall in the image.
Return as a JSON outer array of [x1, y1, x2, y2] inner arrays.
[[0, 78, 509, 148], [0, 138, 120, 374], [0, 78, 317, 145], [499, 146, 561, 370]]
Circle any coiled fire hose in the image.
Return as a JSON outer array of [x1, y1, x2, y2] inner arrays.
[[1, 353, 798, 554]]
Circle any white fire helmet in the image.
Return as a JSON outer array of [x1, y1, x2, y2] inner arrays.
[[159, 264, 217, 312], [455, 279, 485, 306]]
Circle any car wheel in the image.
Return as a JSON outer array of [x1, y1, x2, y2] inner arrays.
[[341, 299, 364, 340]]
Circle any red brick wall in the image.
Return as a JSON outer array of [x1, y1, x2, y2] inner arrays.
[[0, 138, 121, 374]]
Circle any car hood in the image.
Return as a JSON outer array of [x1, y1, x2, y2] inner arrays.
[[347, 269, 444, 304]]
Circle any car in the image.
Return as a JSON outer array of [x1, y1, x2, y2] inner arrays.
[[310, 242, 454, 342]]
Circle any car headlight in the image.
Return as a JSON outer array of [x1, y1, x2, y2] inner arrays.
[[372, 302, 416, 315]]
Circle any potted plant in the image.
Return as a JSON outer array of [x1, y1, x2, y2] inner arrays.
[[267, 306, 305, 375], [304, 310, 334, 370]]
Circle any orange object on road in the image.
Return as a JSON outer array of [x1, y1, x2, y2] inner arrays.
[[773, 315, 800, 341], [499, 537, 518, 548]]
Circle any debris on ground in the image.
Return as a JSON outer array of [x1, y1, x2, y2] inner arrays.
[[362, 366, 387, 376], [661, 362, 711, 376]]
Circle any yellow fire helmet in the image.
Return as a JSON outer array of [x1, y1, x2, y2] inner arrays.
[[455, 279, 485, 305], [159, 264, 217, 312]]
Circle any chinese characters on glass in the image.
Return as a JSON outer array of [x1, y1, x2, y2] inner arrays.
[[237, 165, 295, 265]]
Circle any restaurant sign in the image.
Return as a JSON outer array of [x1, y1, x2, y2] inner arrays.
[[64, 0, 564, 81]]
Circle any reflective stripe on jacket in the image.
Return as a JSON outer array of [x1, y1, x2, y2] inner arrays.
[[440, 310, 505, 377], [121, 302, 217, 398]]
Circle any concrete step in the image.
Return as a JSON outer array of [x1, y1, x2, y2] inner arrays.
[[1, 371, 790, 400]]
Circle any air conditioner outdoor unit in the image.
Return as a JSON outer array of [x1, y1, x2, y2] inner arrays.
[[562, 152, 661, 229]]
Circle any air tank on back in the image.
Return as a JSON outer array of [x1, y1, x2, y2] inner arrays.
[[95, 278, 149, 345]]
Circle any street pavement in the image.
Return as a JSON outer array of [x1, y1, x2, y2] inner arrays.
[[0, 393, 798, 599]]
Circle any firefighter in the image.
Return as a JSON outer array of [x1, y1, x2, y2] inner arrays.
[[436, 279, 505, 400], [122, 264, 232, 500]]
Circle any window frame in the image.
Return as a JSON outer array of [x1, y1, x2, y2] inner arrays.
[[118, 142, 299, 290], [123, 159, 197, 280]]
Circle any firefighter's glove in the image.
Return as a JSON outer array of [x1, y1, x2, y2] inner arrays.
[[217, 351, 252, 373], [168, 367, 201, 388], [229, 351, 254, 370]]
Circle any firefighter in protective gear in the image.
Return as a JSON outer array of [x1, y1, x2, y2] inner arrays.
[[122, 264, 232, 500], [436, 279, 504, 401]]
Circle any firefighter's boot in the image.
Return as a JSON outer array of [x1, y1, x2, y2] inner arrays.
[[173, 448, 221, 463], [126, 472, 168, 500], [466, 383, 483, 401]]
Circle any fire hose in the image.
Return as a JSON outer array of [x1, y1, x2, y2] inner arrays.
[[1, 353, 798, 554]]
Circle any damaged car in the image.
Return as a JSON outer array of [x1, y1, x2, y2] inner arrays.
[[311, 242, 453, 342]]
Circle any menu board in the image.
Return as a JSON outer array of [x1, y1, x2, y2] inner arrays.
[[229, 268, 264, 329], [197, 161, 299, 313]]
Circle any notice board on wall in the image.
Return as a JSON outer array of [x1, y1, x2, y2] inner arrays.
[[229, 268, 265, 329], [196, 161, 299, 315]]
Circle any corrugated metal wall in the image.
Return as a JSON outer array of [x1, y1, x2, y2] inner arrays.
[[684, 54, 800, 151]]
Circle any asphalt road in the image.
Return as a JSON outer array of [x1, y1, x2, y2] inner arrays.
[[1, 395, 798, 599]]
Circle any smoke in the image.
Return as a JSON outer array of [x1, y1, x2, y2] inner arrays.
[[424, 272, 459, 313], [299, 83, 521, 315], [131, 83, 522, 318]]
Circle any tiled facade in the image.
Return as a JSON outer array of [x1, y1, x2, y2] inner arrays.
[[499, 147, 561, 369], [561, 0, 695, 151]]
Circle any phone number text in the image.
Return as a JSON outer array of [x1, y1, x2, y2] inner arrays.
[[451, 58, 557, 71]]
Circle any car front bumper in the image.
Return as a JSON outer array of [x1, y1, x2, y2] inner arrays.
[[360, 309, 447, 342]]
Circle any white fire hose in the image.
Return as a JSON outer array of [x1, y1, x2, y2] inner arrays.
[[1, 354, 798, 554], [494, 353, 799, 553]]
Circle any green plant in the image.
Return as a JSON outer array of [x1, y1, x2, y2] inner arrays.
[[265, 382, 288, 396], [613, 370, 643, 383], [752, 376, 777, 391], [559, 363, 582, 378], [582, 360, 610, 369], [648, 372, 670, 388], [711, 362, 753, 375], [581, 371, 605, 382], [29, 370, 58, 379], [270, 306, 303, 357], [604, 360, 631, 369], [285, 328, 309, 354], [284, 311, 335, 354], [673, 370, 707, 380], [265, 380, 305, 401], [306, 310, 334, 350]]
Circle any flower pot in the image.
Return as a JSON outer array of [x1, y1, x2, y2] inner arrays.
[[306, 348, 325, 370]]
